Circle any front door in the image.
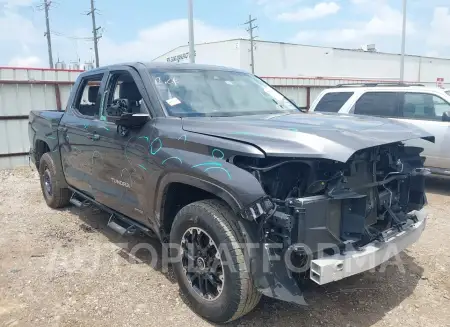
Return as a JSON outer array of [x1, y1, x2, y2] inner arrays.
[[396, 92, 450, 170], [93, 68, 157, 225]]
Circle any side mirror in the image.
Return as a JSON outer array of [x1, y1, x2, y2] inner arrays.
[[107, 113, 149, 128], [443, 111, 450, 122]]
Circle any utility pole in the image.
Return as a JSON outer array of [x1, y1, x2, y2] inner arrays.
[[188, 0, 195, 63], [400, 0, 407, 81], [88, 0, 101, 68], [244, 15, 258, 74], [43, 0, 54, 68]]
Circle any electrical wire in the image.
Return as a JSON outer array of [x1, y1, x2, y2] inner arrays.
[[50, 30, 94, 41], [382, 161, 404, 207], [258, 203, 278, 241]]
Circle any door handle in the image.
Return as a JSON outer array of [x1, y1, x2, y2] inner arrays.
[[87, 133, 100, 141]]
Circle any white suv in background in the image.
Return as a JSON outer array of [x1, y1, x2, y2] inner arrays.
[[309, 83, 450, 176]]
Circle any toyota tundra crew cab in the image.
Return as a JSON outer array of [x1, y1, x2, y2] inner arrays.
[[29, 62, 432, 323]]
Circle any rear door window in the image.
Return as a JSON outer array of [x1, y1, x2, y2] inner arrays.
[[73, 74, 104, 118], [315, 92, 353, 112], [354, 92, 400, 117]]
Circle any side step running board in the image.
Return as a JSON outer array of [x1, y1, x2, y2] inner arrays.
[[69, 198, 83, 207], [107, 214, 137, 236], [69, 193, 90, 208], [67, 186, 155, 238]]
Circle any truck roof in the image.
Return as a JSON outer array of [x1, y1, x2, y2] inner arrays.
[[80, 61, 246, 76]]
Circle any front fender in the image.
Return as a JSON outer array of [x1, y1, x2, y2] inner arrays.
[[152, 128, 269, 220], [155, 172, 243, 215]]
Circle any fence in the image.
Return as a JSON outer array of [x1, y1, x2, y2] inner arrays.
[[0, 67, 81, 169], [0, 67, 441, 169]]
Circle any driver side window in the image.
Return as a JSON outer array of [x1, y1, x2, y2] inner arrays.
[[101, 71, 147, 119]]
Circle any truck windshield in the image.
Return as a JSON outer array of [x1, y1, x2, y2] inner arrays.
[[149, 69, 298, 117]]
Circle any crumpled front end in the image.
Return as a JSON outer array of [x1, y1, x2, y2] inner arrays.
[[235, 142, 429, 305]]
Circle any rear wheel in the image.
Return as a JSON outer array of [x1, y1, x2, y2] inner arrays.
[[39, 152, 71, 208], [170, 199, 261, 323]]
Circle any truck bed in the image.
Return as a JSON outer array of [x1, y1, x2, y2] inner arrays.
[[28, 110, 65, 166]]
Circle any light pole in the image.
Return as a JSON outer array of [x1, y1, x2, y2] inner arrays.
[[400, 0, 407, 82], [188, 0, 195, 63]]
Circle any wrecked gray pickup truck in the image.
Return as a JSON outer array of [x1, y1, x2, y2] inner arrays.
[[29, 62, 432, 323]]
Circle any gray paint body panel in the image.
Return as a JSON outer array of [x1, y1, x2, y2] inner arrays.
[[182, 112, 434, 162]]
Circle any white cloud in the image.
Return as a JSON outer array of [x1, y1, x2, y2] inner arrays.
[[428, 7, 450, 47], [0, 7, 45, 67], [95, 19, 246, 64], [8, 55, 41, 67], [255, 0, 303, 17], [0, 10, 41, 43], [350, 0, 370, 4], [277, 2, 340, 21], [292, 4, 415, 46], [0, 0, 34, 8], [364, 5, 415, 36]]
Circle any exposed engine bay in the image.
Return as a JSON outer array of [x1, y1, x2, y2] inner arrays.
[[234, 142, 429, 254]]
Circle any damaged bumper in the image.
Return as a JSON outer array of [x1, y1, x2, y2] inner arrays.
[[239, 143, 431, 306], [310, 207, 427, 285], [249, 205, 427, 306]]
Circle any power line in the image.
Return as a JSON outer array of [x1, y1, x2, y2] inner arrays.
[[243, 15, 258, 74], [87, 0, 101, 68], [50, 30, 93, 41]]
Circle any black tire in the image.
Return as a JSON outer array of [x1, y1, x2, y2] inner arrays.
[[170, 199, 261, 323], [38, 152, 71, 209]]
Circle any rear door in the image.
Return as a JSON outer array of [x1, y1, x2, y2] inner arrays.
[[395, 92, 450, 170], [353, 91, 401, 118], [59, 72, 106, 196]]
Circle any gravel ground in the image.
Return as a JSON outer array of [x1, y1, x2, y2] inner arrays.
[[0, 167, 449, 327]]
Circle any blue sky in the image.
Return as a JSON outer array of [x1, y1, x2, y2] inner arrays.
[[1, 0, 450, 67]]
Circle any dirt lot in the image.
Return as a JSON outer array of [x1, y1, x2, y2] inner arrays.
[[0, 167, 449, 327]]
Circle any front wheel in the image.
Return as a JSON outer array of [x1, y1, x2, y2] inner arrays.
[[170, 199, 261, 323]]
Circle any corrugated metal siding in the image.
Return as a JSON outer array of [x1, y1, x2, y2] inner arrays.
[[59, 85, 73, 110], [0, 84, 58, 116], [0, 67, 80, 169], [0, 120, 29, 155], [0, 155, 29, 170], [272, 86, 308, 107], [0, 67, 80, 82]]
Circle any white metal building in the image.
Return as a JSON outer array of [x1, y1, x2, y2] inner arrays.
[[154, 39, 450, 87]]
